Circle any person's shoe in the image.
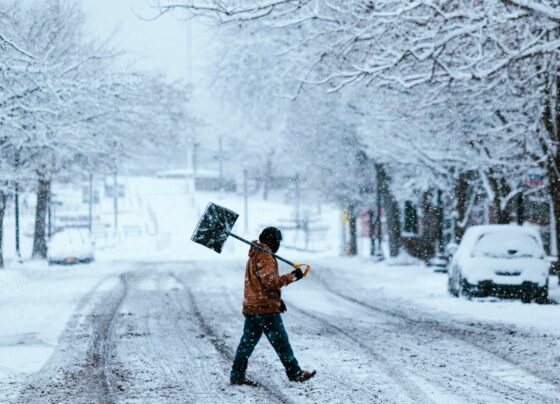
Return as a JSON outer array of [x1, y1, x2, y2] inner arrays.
[[288, 370, 316, 382], [230, 378, 259, 387]]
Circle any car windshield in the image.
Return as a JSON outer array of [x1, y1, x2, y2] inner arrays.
[[471, 231, 542, 259]]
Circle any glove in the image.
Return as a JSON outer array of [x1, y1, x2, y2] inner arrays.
[[280, 299, 287, 313], [291, 267, 304, 281]]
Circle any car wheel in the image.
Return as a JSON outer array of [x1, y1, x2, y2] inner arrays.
[[459, 276, 472, 298], [448, 276, 459, 297], [534, 281, 549, 305], [520, 285, 533, 303], [477, 282, 490, 298]]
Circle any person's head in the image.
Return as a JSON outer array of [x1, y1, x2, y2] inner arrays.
[[259, 226, 282, 253]]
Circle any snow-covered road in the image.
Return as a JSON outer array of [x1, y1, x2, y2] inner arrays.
[[9, 260, 560, 403]]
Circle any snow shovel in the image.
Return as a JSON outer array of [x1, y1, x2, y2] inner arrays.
[[191, 202, 311, 277]]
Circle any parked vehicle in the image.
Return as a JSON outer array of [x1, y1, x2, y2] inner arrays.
[[48, 229, 94, 265], [448, 225, 549, 303]]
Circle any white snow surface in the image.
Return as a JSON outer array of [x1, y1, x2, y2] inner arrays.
[[312, 256, 560, 333], [0, 176, 559, 402]]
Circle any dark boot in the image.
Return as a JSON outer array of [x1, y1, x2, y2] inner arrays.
[[288, 370, 316, 382], [230, 377, 259, 387]]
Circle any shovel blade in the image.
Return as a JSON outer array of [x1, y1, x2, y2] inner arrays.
[[191, 203, 239, 253]]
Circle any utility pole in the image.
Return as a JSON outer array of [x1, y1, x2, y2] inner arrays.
[[113, 171, 118, 235], [190, 140, 199, 208], [88, 173, 93, 234], [192, 141, 199, 176], [295, 174, 300, 228], [218, 136, 224, 190], [243, 168, 249, 233]]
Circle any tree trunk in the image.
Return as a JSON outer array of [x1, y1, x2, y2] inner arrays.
[[0, 190, 7, 268], [454, 171, 470, 242], [436, 190, 444, 254], [488, 174, 512, 224], [376, 164, 400, 257], [516, 192, 525, 225], [386, 199, 401, 257], [547, 155, 560, 256], [542, 74, 560, 257], [403, 201, 418, 234], [420, 191, 438, 245], [347, 203, 358, 256], [32, 178, 50, 259], [418, 191, 438, 259], [368, 209, 376, 256]]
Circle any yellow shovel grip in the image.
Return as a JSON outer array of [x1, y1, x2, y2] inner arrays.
[[294, 264, 311, 277]]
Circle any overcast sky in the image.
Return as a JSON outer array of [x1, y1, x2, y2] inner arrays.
[[81, 0, 211, 82], [82, 0, 232, 144]]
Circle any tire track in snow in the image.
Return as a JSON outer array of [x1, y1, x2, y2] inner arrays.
[[313, 268, 560, 402], [87, 273, 128, 404], [118, 270, 192, 401], [17, 274, 128, 404], [170, 273, 294, 404], [119, 268, 237, 402], [288, 300, 549, 403], [177, 266, 419, 404], [287, 304, 437, 404]]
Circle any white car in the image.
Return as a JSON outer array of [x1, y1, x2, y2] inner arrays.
[[48, 229, 95, 265], [448, 225, 549, 303]]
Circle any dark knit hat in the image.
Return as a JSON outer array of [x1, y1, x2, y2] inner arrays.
[[259, 227, 282, 252]]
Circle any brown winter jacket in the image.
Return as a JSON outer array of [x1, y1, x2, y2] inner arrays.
[[242, 241, 296, 315]]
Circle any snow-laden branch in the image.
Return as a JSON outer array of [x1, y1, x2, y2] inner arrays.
[[0, 32, 35, 59], [155, 0, 310, 22], [503, 0, 560, 21]]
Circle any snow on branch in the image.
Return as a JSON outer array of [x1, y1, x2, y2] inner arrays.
[[155, 0, 310, 22], [503, 0, 560, 21]]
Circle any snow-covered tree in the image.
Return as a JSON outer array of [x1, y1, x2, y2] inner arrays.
[[161, 0, 560, 254], [0, 0, 194, 263]]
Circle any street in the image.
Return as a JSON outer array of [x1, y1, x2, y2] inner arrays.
[[3, 1, 560, 403], [11, 261, 560, 404]]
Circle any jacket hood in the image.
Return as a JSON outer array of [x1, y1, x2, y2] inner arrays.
[[249, 241, 271, 257]]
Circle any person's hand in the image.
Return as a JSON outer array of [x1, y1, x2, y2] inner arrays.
[[291, 267, 304, 281], [291, 264, 310, 281], [280, 299, 287, 313]]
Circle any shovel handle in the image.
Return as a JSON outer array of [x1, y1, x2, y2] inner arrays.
[[226, 231, 311, 277], [293, 264, 311, 277]]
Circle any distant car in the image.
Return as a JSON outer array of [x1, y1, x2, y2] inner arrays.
[[448, 225, 549, 303], [48, 229, 94, 265]]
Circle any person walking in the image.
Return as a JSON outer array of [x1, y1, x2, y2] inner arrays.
[[230, 226, 316, 386]]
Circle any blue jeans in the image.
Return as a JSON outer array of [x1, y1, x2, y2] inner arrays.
[[230, 313, 301, 380]]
